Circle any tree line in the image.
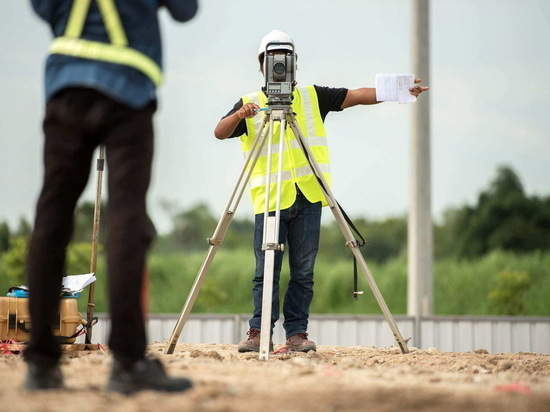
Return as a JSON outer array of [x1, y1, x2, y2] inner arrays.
[[1, 165, 550, 288], [153, 164, 550, 261]]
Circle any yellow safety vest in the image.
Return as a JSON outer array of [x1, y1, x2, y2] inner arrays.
[[48, 0, 163, 86], [241, 86, 331, 214]]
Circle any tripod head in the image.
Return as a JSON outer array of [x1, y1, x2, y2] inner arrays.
[[262, 41, 296, 107]]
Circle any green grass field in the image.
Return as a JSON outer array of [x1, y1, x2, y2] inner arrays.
[[4, 165, 547, 318], [79, 249, 550, 317]]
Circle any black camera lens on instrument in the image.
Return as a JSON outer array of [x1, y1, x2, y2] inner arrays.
[[273, 62, 285, 74]]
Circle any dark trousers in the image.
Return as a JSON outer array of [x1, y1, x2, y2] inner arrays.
[[24, 88, 156, 366]]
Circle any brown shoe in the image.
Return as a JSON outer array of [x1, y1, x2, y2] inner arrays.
[[286, 333, 317, 352], [237, 328, 274, 353]]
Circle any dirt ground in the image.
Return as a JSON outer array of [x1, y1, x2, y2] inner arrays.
[[1, 342, 549, 412]]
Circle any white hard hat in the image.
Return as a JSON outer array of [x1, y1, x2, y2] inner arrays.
[[258, 29, 294, 58]]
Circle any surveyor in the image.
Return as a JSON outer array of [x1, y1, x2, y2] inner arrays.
[[24, 0, 198, 393], [214, 29, 428, 353]]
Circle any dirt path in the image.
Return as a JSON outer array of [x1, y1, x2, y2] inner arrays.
[[1, 343, 549, 411]]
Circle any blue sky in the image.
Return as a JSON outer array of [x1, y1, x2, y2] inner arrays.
[[1, 0, 549, 233]]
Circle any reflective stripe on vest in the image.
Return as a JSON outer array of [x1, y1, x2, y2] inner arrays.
[[49, 0, 163, 86], [241, 86, 331, 214]]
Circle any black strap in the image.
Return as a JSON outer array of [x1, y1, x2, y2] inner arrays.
[[15, 316, 98, 342], [16, 319, 31, 333], [53, 326, 84, 343], [337, 201, 366, 300]]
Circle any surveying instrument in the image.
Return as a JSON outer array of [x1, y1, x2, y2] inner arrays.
[[165, 42, 410, 359]]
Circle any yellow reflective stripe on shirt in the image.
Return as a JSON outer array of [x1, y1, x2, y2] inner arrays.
[[52, 0, 162, 86], [96, 0, 128, 46], [247, 93, 265, 135], [289, 135, 327, 149], [298, 86, 317, 137], [65, 0, 92, 38], [295, 163, 329, 177], [249, 170, 293, 189], [49, 37, 163, 86], [243, 135, 328, 158], [243, 141, 283, 159], [248, 163, 330, 190]]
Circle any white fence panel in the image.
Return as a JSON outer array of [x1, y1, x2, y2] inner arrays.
[[77, 314, 550, 354]]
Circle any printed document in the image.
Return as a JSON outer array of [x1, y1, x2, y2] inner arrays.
[[375, 73, 416, 104]]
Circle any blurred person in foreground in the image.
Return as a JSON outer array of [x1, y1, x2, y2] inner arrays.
[[214, 29, 428, 353], [24, 0, 198, 394]]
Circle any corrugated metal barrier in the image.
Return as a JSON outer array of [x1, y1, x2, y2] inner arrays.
[[77, 314, 550, 354]]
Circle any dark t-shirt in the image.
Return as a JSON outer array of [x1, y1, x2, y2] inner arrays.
[[222, 85, 348, 138]]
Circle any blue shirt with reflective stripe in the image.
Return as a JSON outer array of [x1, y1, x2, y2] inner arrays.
[[31, 0, 198, 109]]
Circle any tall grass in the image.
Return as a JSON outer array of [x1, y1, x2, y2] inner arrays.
[[146, 249, 550, 316], [434, 250, 550, 315], [75, 249, 550, 316], [149, 249, 256, 314]]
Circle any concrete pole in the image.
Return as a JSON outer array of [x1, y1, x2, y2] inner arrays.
[[408, 0, 433, 319]]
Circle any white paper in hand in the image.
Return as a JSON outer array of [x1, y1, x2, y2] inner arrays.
[[375, 73, 416, 104]]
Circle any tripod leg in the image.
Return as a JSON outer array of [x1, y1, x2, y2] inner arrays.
[[259, 218, 277, 359], [258, 112, 286, 360], [165, 116, 272, 354], [86, 144, 105, 344], [287, 114, 410, 354], [165, 243, 221, 354], [349, 248, 410, 353]]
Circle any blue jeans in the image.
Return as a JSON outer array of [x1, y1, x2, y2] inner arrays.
[[249, 191, 322, 338]]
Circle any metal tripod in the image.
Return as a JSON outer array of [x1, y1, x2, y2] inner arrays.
[[165, 105, 410, 358]]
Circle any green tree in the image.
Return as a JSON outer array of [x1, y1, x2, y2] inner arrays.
[[447, 165, 550, 258], [0, 234, 97, 292], [0, 221, 10, 253], [433, 210, 457, 259], [170, 203, 217, 250], [1, 236, 29, 287], [320, 215, 407, 264], [72, 201, 107, 244], [222, 217, 254, 249], [16, 217, 32, 237], [362, 216, 407, 263], [66, 242, 97, 275], [488, 269, 530, 315]]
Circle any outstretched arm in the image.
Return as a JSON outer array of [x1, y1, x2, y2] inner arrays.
[[341, 79, 429, 109]]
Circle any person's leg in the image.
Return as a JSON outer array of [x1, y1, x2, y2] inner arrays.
[[238, 209, 289, 352], [24, 89, 100, 389], [282, 193, 321, 349], [101, 100, 156, 364], [99, 98, 191, 393]]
